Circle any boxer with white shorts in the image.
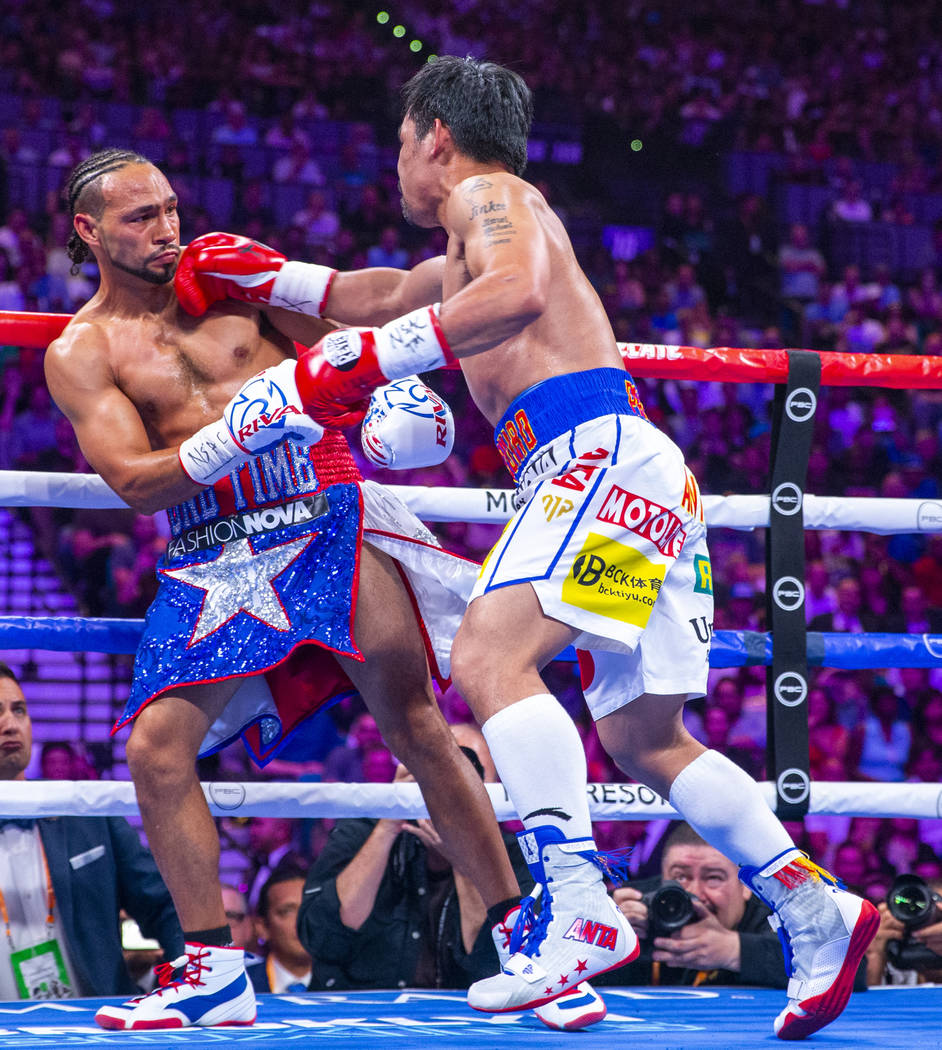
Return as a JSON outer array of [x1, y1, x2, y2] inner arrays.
[[291, 56, 878, 1040], [473, 367, 712, 720]]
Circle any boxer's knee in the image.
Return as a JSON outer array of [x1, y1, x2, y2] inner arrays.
[[125, 703, 199, 795], [596, 693, 699, 784]]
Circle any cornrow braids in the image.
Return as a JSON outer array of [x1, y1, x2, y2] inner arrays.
[[65, 148, 151, 274]]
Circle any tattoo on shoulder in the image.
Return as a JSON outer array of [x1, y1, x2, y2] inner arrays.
[[461, 177, 493, 199], [481, 215, 516, 247], [469, 199, 508, 222]]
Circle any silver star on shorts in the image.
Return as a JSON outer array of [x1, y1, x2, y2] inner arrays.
[[163, 535, 313, 645]]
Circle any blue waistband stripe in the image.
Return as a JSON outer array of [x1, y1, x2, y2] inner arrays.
[[493, 368, 648, 483]]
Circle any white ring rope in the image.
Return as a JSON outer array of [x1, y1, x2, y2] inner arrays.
[[1, 470, 940, 534], [0, 780, 938, 820]]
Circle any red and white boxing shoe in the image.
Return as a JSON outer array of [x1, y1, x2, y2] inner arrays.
[[469, 826, 638, 1014], [740, 851, 879, 1041], [94, 943, 256, 1030], [491, 902, 607, 1030]]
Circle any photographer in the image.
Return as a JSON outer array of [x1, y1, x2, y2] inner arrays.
[[867, 875, 942, 985], [604, 823, 790, 988]]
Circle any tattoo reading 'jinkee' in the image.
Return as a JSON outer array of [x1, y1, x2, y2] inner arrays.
[[469, 199, 506, 220], [482, 215, 516, 246]]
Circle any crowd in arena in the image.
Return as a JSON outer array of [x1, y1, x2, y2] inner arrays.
[[0, 0, 942, 992]]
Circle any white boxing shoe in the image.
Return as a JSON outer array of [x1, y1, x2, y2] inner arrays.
[[740, 850, 879, 1041], [469, 826, 638, 1014], [94, 943, 256, 1031], [492, 901, 607, 1030]]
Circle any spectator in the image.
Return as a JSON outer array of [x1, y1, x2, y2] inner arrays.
[[298, 725, 534, 991], [807, 686, 858, 780], [133, 107, 172, 141], [0, 128, 40, 166], [838, 307, 885, 354], [291, 189, 340, 250], [211, 101, 257, 146], [608, 823, 823, 989], [809, 577, 882, 633], [47, 133, 90, 171], [0, 663, 183, 999], [802, 280, 843, 349], [830, 265, 875, 319], [831, 840, 870, 896], [8, 383, 62, 470], [221, 884, 258, 957], [866, 877, 942, 986], [856, 686, 911, 783], [876, 306, 919, 355], [340, 183, 395, 249], [365, 226, 408, 269], [906, 268, 942, 330], [263, 113, 310, 152], [322, 711, 385, 782], [0, 248, 25, 311], [900, 584, 942, 634], [664, 263, 706, 313], [245, 817, 310, 912], [271, 139, 326, 186], [246, 868, 313, 993], [805, 560, 837, 621], [778, 223, 826, 302], [40, 741, 78, 780], [830, 179, 873, 223]]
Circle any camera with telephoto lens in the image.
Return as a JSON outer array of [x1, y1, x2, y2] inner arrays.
[[885, 873, 942, 970], [642, 879, 698, 940]]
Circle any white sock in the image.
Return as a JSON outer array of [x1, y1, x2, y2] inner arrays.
[[668, 749, 795, 867], [482, 693, 593, 840]]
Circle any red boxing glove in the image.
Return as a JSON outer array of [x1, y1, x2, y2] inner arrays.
[[174, 232, 335, 318], [296, 305, 452, 427]]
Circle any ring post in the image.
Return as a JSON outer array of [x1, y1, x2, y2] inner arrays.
[[765, 350, 821, 820]]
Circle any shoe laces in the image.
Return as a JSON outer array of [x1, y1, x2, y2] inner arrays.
[[512, 885, 553, 958], [152, 947, 210, 997]]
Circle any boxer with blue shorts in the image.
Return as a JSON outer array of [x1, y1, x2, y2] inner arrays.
[[46, 149, 522, 1032]]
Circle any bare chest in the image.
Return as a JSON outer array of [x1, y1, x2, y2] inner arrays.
[[109, 313, 284, 445]]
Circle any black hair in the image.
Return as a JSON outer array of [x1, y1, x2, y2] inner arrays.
[[401, 56, 532, 177], [662, 821, 710, 854], [458, 744, 485, 781], [257, 864, 307, 921], [65, 147, 152, 274], [0, 662, 18, 684]]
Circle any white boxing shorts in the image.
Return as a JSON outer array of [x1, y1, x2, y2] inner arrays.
[[470, 367, 714, 720]]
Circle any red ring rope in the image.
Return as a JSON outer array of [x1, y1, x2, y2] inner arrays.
[[2, 310, 941, 388]]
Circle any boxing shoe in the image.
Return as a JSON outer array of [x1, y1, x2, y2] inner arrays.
[[94, 943, 256, 1030], [740, 850, 879, 1041], [469, 825, 638, 1014], [491, 902, 607, 1030]]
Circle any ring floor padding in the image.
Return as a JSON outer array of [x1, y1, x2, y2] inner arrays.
[[0, 985, 936, 1048]]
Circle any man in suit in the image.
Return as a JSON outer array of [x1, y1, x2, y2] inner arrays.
[[245, 867, 312, 994], [0, 661, 183, 999]]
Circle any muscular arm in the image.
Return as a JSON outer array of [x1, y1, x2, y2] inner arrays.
[[45, 329, 204, 515], [263, 257, 444, 345], [326, 255, 446, 326], [437, 175, 551, 357]]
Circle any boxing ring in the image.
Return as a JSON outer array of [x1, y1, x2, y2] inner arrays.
[[1, 310, 942, 1045]]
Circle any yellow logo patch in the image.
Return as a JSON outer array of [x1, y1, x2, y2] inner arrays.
[[542, 493, 575, 521], [562, 532, 666, 627]]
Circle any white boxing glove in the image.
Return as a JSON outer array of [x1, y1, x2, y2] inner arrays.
[[360, 376, 455, 469], [179, 359, 324, 485]]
